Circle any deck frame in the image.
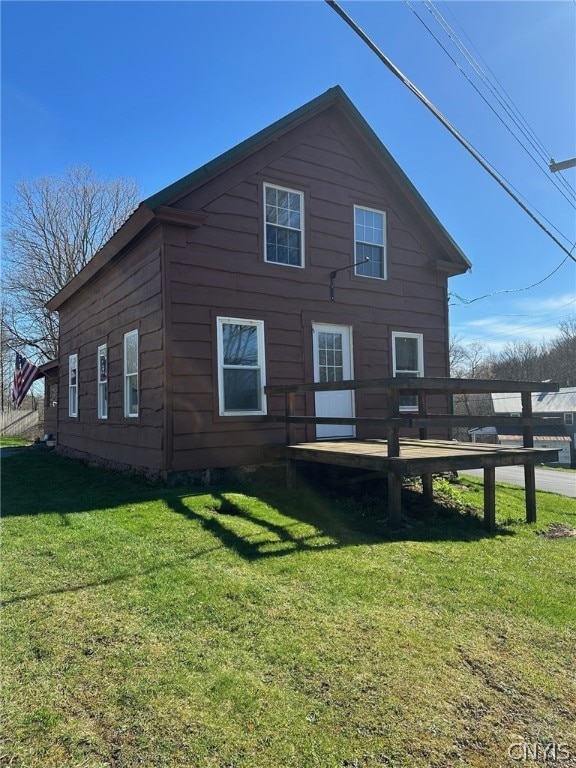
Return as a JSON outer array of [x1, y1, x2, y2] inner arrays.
[[264, 377, 561, 530]]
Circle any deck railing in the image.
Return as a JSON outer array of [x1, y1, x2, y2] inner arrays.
[[264, 377, 561, 528]]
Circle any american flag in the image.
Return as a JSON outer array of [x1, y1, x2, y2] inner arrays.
[[11, 353, 41, 408]]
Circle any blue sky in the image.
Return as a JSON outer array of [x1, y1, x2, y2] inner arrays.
[[2, 0, 575, 352]]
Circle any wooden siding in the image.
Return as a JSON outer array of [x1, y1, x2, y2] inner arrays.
[[56, 230, 165, 470], [165, 108, 453, 470]]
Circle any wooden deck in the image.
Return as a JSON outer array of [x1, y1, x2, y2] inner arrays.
[[285, 438, 559, 532], [265, 377, 562, 532], [285, 438, 559, 475]]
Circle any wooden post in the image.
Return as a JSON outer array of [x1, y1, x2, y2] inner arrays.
[[286, 392, 296, 489], [386, 388, 402, 527], [388, 472, 402, 528], [418, 390, 433, 502], [521, 391, 537, 523], [484, 466, 496, 532]]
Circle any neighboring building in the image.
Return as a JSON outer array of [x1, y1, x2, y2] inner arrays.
[[488, 388, 576, 466], [46, 86, 470, 478]]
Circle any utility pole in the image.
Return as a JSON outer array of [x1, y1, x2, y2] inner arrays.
[[549, 157, 576, 173]]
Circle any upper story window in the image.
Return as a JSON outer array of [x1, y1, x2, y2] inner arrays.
[[264, 184, 304, 268], [392, 332, 424, 412], [354, 206, 386, 279], [564, 412, 574, 426], [217, 317, 267, 416], [68, 353, 78, 417], [124, 330, 139, 418], [97, 344, 108, 420]]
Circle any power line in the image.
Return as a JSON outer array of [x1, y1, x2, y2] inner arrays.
[[429, 0, 576, 204], [325, 0, 576, 264], [403, 0, 576, 208], [449, 253, 575, 306]]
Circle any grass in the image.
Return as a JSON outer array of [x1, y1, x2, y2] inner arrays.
[[0, 435, 32, 448], [2, 453, 575, 768]]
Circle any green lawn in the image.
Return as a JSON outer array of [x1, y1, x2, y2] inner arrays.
[[2, 452, 575, 768], [0, 435, 32, 448]]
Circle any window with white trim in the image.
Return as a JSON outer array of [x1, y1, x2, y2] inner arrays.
[[264, 183, 304, 267], [217, 318, 267, 415], [123, 330, 138, 417], [97, 344, 108, 419], [392, 332, 424, 411], [68, 354, 78, 417], [354, 206, 386, 279]]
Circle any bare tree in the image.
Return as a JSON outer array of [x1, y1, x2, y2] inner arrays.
[[2, 166, 140, 361]]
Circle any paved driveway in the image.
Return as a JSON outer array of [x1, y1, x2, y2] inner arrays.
[[462, 467, 576, 497]]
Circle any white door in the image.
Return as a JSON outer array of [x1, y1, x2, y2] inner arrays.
[[312, 324, 355, 439]]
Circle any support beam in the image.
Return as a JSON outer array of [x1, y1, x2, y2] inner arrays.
[[525, 465, 537, 524], [484, 466, 496, 532], [421, 473, 434, 503], [387, 472, 402, 528]]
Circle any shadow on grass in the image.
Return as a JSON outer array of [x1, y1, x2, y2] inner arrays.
[[3, 452, 508, 569]]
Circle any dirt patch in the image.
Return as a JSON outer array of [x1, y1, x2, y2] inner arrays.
[[537, 523, 576, 539]]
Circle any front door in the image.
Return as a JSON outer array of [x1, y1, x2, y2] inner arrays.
[[312, 324, 355, 439]]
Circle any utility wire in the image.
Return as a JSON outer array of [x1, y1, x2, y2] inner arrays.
[[449, 253, 574, 306], [404, 0, 576, 208], [325, 0, 576, 264], [428, 0, 576, 203]]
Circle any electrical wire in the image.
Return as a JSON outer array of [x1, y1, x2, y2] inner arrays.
[[324, 0, 576, 264], [449, 254, 575, 306], [428, 0, 576, 203], [403, 0, 576, 208]]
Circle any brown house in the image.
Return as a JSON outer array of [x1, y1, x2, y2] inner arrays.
[[46, 86, 470, 479]]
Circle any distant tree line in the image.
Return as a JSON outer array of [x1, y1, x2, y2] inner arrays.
[[450, 318, 576, 388]]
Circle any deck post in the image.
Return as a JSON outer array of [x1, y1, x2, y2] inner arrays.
[[521, 391, 537, 523], [285, 392, 297, 488], [388, 472, 402, 528], [418, 390, 433, 502], [483, 466, 496, 532]]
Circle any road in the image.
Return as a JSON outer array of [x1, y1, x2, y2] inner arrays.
[[461, 467, 576, 497]]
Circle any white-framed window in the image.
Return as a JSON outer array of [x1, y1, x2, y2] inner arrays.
[[217, 317, 267, 416], [564, 412, 574, 426], [123, 330, 139, 418], [68, 353, 78, 417], [392, 332, 424, 411], [354, 205, 386, 279], [264, 183, 304, 268], [97, 344, 108, 419]]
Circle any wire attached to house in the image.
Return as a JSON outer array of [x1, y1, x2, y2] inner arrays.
[[449, 252, 575, 306], [325, 0, 576, 264]]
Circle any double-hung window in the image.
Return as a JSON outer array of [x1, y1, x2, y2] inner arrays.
[[217, 318, 266, 415], [264, 183, 304, 267], [97, 344, 108, 419], [354, 206, 386, 279], [392, 332, 424, 411], [68, 353, 78, 417], [124, 330, 139, 417]]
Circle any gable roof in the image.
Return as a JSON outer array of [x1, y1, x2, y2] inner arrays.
[[47, 85, 470, 311]]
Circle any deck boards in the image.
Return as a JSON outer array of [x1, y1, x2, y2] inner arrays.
[[286, 438, 559, 476]]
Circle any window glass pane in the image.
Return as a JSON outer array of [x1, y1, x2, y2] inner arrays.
[[125, 333, 138, 374], [355, 208, 384, 245], [224, 369, 260, 411], [395, 337, 419, 371], [356, 243, 384, 278], [127, 374, 138, 415], [223, 324, 258, 366]]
